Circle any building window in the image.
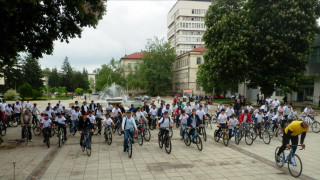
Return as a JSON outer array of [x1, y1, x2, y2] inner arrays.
[[196, 83, 201, 91], [275, 88, 283, 96], [197, 57, 202, 64]]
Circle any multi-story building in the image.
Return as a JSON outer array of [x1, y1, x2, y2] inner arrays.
[[167, 0, 211, 56], [119, 52, 144, 77], [172, 46, 205, 95]]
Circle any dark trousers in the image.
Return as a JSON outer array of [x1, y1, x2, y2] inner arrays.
[[22, 125, 32, 140], [58, 124, 67, 139], [277, 133, 298, 156], [96, 117, 102, 134]]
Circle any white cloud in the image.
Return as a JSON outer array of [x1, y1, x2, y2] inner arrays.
[[40, 0, 177, 73]]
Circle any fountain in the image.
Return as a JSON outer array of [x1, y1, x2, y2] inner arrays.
[[99, 83, 128, 105]]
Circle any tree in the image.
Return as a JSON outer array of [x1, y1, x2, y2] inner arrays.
[[22, 56, 44, 90], [126, 66, 145, 91], [95, 58, 125, 91], [48, 68, 61, 88], [200, 0, 320, 96], [139, 37, 176, 95], [32, 89, 42, 100], [0, 56, 23, 93], [18, 83, 33, 100], [60, 57, 73, 91], [75, 88, 84, 96], [4, 89, 19, 100], [0, 0, 107, 67]]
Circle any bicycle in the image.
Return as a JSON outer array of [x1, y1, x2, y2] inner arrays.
[[149, 115, 157, 130], [275, 145, 303, 178], [305, 115, 320, 133], [43, 127, 51, 148], [238, 123, 254, 145], [0, 120, 6, 136], [251, 123, 271, 144], [158, 129, 172, 154], [214, 125, 229, 146], [169, 126, 173, 138], [141, 123, 151, 141], [33, 122, 42, 136], [198, 124, 207, 142], [23, 124, 30, 145], [184, 127, 203, 151], [104, 125, 112, 145], [229, 125, 240, 145], [124, 129, 133, 158], [57, 125, 66, 147], [81, 130, 91, 156], [205, 114, 213, 129], [180, 124, 188, 140], [9, 114, 20, 127], [136, 124, 144, 146]]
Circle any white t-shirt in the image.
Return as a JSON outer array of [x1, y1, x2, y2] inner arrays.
[[288, 111, 298, 119], [266, 98, 272, 104], [162, 108, 173, 116], [71, 110, 79, 120], [302, 107, 313, 116], [272, 100, 280, 107], [14, 104, 22, 113], [55, 116, 66, 124], [88, 115, 96, 124], [42, 119, 52, 128], [228, 118, 238, 129], [180, 114, 188, 124], [103, 118, 113, 126], [266, 112, 274, 120], [149, 108, 157, 116], [217, 105, 224, 112], [43, 109, 53, 118], [196, 109, 206, 120], [246, 106, 253, 112], [32, 107, 39, 115], [184, 106, 191, 114], [283, 106, 292, 116], [25, 103, 31, 109], [106, 105, 113, 111], [272, 114, 283, 123], [260, 105, 268, 112], [226, 108, 234, 117], [0, 103, 5, 112], [218, 113, 228, 124], [158, 117, 173, 129], [192, 104, 199, 110], [112, 108, 121, 117], [203, 106, 210, 114], [5, 106, 13, 115], [255, 113, 264, 123]]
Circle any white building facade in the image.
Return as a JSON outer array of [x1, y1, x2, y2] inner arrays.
[[167, 0, 211, 56]]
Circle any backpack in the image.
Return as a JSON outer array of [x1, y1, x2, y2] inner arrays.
[[159, 117, 170, 125], [0, 110, 5, 121]]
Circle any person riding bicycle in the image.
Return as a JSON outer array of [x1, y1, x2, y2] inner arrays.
[[55, 113, 67, 140], [265, 109, 274, 128], [149, 105, 158, 129], [88, 110, 96, 139], [162, 104, 173, 117], [203, 103, 211, 120], [228, 113, 238, 139], [185, 102, 191, 115], [95, 105, 103, 135], [21, 110, 32, 141], [122, 111, 138, 152], [106, 102, 113, 114], [272, 110, 284, 133], [112, 105, 122, 124], [179, 110, 188, 137], [287, 107, 298, 123], [102, 113, 114, 137], [187, 109, 202, 143], [238, 110, 253, 133], [78, 112, 94, 147], [302, 104, 318, 120], [283, 103, 293, 120], [255, 110, 265, 139], [31, 103, 40, 125], [157, 111, 174, 142], [216, 109, 229, 136], [40, 114, 54, 143], [276, 118, 312, 162]]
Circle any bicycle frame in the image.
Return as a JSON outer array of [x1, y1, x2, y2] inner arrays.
[[281, 145, 302, 165]]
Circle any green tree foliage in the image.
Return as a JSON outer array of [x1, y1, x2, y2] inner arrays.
[[18, 83, 33, 100], [22, 56, 44, 90], [32, 89, 42, 100], [95, 58, 125, 91], [139, 37, 176, 95], [126, 66, 145, 91], [0, 0, 107, 67], [199, 0, 320, 96], [60, 57, 74, 91], [75, 88, 84, 96], [0, 56, 23, 93], [4, 89, 19, 100], [48, 68, 61, 88]]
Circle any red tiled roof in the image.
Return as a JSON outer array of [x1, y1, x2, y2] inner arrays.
[[190, 46, 206, 52], [121, 52, 143, 59]]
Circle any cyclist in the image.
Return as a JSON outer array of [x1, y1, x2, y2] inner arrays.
[[89, 100, 96, 111], [226, 104, 234, 119], [106, 102, 113, 114], [184, 102, 191, 115], [122, 111, 138, 152], [5, 104, 13, 126], [287, 107, 298, 123], [40, 114, 53, 143], [246, 103, 253, 113], [162, 104, 173, 117], [70, 106, 79, 135], [187, 109, 202, 143], [157, 111, 174, 142], [14, 100, 22, 120], [128, 104, 136, 112], [55, 113, 67, 140], [88, 110, 96, 139], [216, 102, 224, 122], [95, 105, 103, 135], [239, 110, 253, 134], [196, 105, 207, 133], [272, 110, 284, 133], [31, 103, 40, 125], [192, 101, 199, 110], [272, 98, 280, 111], [102, 113, 115, 137], [276, 118, 312, 162], [21, 110, 32, 141], [78, 112, 94, 147], [255, 110, 264, 139], [25, 101, 32, 112], [43, 106, 54, 119], [180, 110, 188, 138], [228, 113, 238, 139], [112, 104, 123, 123], [283, 103, 293, 120], [260, 102, 269, 114], [216, 109, 229, 136], [203, 103, 211, 120], [265, 109, 274, 129], [157, 105, 164, 120], [149, 105, 158, 129], [174, 106, 183, 125], [302, 104, 318, 120]]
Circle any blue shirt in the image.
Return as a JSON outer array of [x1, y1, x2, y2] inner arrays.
[[122, 116, 137, 130]]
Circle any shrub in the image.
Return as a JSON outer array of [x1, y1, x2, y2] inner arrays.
[[4, 89, 19, 100], [18, 83, 33, 100], [75, 88, 84, 96]]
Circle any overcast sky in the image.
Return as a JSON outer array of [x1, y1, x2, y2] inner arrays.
[[40, 0, 177, 73]]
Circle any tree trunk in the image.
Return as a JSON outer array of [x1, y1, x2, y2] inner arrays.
[[260, 85, 275, 98]]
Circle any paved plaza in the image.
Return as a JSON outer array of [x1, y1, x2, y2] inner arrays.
[[0, 99, 319, 180]]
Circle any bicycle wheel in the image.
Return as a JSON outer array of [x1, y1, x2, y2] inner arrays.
[[245, 131, 253, 145], [184, 132, 191, 146], [202, 127, 207, 142], [58, 132, 62, 147], [249, 127, 257, 140], [81, 139, 85, 152], [262, 131, 271, 144], [288, 154, 302, 178], [47, 136, 50, 148], [33, 127, 41, 135], [112, 126, 116, 133], [143, 129, 151, 141], [86, 140, 91, 156], [165, 136, 172, 154], [169, 128, 173, 138], [209, 118, 212, 129], [275, 148, 284, 168], [158, 132, 163, 149], [137, 132, 143, 146], [107, 132, 112, 145], [214, 130, 220, 142], [127, 138, 132, 158], [11, 118, 18, 127], [222, 130, 229, 146], [180, 128, 184, 140], [195, 135, 202, 151], [235, 129, 240, 145], [312, 121, 320, 133], [0, 124, 6, 136]]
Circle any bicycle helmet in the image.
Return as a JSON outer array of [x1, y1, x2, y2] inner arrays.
[[278, 110, 283, 113], [303, 117, 313, 126]]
